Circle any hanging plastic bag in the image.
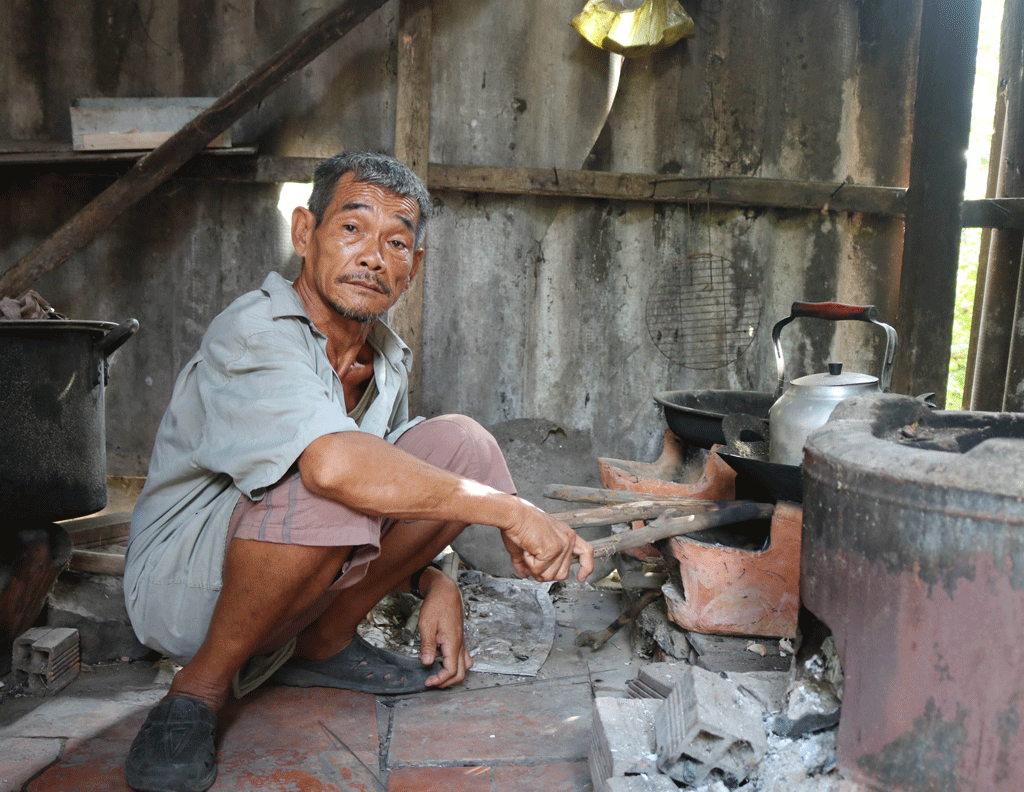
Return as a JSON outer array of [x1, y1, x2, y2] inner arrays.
[[571, 0, 695, 57]]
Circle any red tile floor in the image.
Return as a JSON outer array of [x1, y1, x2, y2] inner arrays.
[[1, 588, 640, 792]]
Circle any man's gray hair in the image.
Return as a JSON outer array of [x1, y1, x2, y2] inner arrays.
[[308, 151, 432, 246]]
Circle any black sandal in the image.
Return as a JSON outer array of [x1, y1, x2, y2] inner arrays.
[[125, 695, 218, 792], [271, 634, 443, 694]]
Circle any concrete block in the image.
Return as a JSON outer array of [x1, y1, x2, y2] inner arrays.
[[590, 697, 661, 792], [627, 661, 691, 699], [46, 571, 150, 664], [654, 665, 767, 786], [604, 775, 680, 791], [13, 627, 80, 693]]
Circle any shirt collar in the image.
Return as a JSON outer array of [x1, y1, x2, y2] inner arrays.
[[259, 271, 412, 370]]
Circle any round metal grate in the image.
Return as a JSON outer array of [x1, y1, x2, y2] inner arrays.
[[646, 253, 761, 369]]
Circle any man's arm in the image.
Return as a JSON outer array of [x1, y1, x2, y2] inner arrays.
[[297, 431, 594, 582]]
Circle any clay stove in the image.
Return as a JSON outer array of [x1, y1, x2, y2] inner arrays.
[[802, 393, 1024, 792]]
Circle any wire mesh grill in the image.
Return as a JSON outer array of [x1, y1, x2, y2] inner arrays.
[[646, 253, 761, 369]]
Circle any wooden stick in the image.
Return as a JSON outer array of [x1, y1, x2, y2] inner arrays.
[[0, 0, 389, 298], [551, 499, 728, 529], [575, 589, 663, 651], [544, 483, 708, 507], [589, 502, 775, 558]]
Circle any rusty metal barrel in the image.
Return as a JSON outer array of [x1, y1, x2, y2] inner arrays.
[[801, 393, 1024, 792]]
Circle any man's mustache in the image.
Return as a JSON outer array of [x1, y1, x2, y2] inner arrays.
[[336, 274, 392, 297]]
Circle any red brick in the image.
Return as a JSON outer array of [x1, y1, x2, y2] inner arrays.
[[388, 765, 492, 792], [388, 680, 591, 766]]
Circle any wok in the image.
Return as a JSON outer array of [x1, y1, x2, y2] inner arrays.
[[715, 451, 803, 504], [654, 390, 774, 448]]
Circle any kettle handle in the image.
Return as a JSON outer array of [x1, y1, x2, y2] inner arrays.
[[771, 301, 898, 400]]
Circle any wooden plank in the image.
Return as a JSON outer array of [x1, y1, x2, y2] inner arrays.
[[961, 198, 1024, 230], [427, 163, 908, 216], [0, 0, 389, 299], [61, 512, 132, 549], [80, 131, 228, 151], [69, 548, 126, 576], [13, 150, 910, 219], [389, 0, 432, 413]]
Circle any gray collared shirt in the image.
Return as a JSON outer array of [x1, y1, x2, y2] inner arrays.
[[124, 271, 422, 659]]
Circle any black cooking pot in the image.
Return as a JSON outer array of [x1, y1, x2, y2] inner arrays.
[[0, 319, 138, 523]]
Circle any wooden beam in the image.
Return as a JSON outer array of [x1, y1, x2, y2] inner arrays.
[[427, 164, 907, 216], [0, 0, 389, 298], [892, 0, 982, 404], [159, 155, 908, 216], [961, 198, 1024, 230], [389, 0, 433, 413]]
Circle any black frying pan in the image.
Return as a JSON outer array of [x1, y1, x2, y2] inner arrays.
[[715, 450, 803, 504]]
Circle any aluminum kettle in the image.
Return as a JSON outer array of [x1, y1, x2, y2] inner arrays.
[[768, 301, 897, 466]]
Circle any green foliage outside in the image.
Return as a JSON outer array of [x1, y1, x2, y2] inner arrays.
[[947, 0, 1003, 408]]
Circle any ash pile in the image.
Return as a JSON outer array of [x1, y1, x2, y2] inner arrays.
[[592, 608, 845, 791]]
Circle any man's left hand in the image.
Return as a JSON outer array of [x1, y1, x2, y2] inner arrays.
[[416, 568, 472, 688]]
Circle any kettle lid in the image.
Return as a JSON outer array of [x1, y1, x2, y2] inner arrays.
[[791, 361, 877, 389]]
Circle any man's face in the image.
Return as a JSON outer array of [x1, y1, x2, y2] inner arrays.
[[292, 174, 423, 323]]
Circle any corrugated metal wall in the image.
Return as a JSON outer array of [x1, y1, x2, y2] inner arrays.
[[0, 0, 921, 472]]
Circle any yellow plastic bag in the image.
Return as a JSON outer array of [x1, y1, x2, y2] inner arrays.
[[571, 0, 695, 57]]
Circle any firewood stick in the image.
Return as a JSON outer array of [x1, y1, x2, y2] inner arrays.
[[550, 499, 725, 529], [588, 501, 775, 558], [544, 483, 708, 507]]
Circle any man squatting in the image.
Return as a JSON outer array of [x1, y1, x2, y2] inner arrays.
[[122, 151, 595, 792]]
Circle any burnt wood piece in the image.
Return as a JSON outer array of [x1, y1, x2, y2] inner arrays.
[[0, 0, 389, 299], [575, 589, 662, 651], [0, 525, 74, 675], [588, 502, 775, 558]]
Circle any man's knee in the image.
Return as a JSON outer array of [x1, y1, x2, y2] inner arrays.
[[396, 414, 514, 493]]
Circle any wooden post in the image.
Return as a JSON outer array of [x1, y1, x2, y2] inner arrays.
[[891, 0, 982, 404], [0, 0, 389, 299], [390, 0, 432, 414]]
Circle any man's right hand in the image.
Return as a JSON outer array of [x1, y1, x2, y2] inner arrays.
[[499, 498, 594, 583]]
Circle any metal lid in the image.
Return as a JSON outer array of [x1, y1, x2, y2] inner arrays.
[[791, 367, 878, 389]]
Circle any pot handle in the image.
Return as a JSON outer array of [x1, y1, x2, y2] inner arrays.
[[771, 301, 898, 400], [97, 318, 139, 358]]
